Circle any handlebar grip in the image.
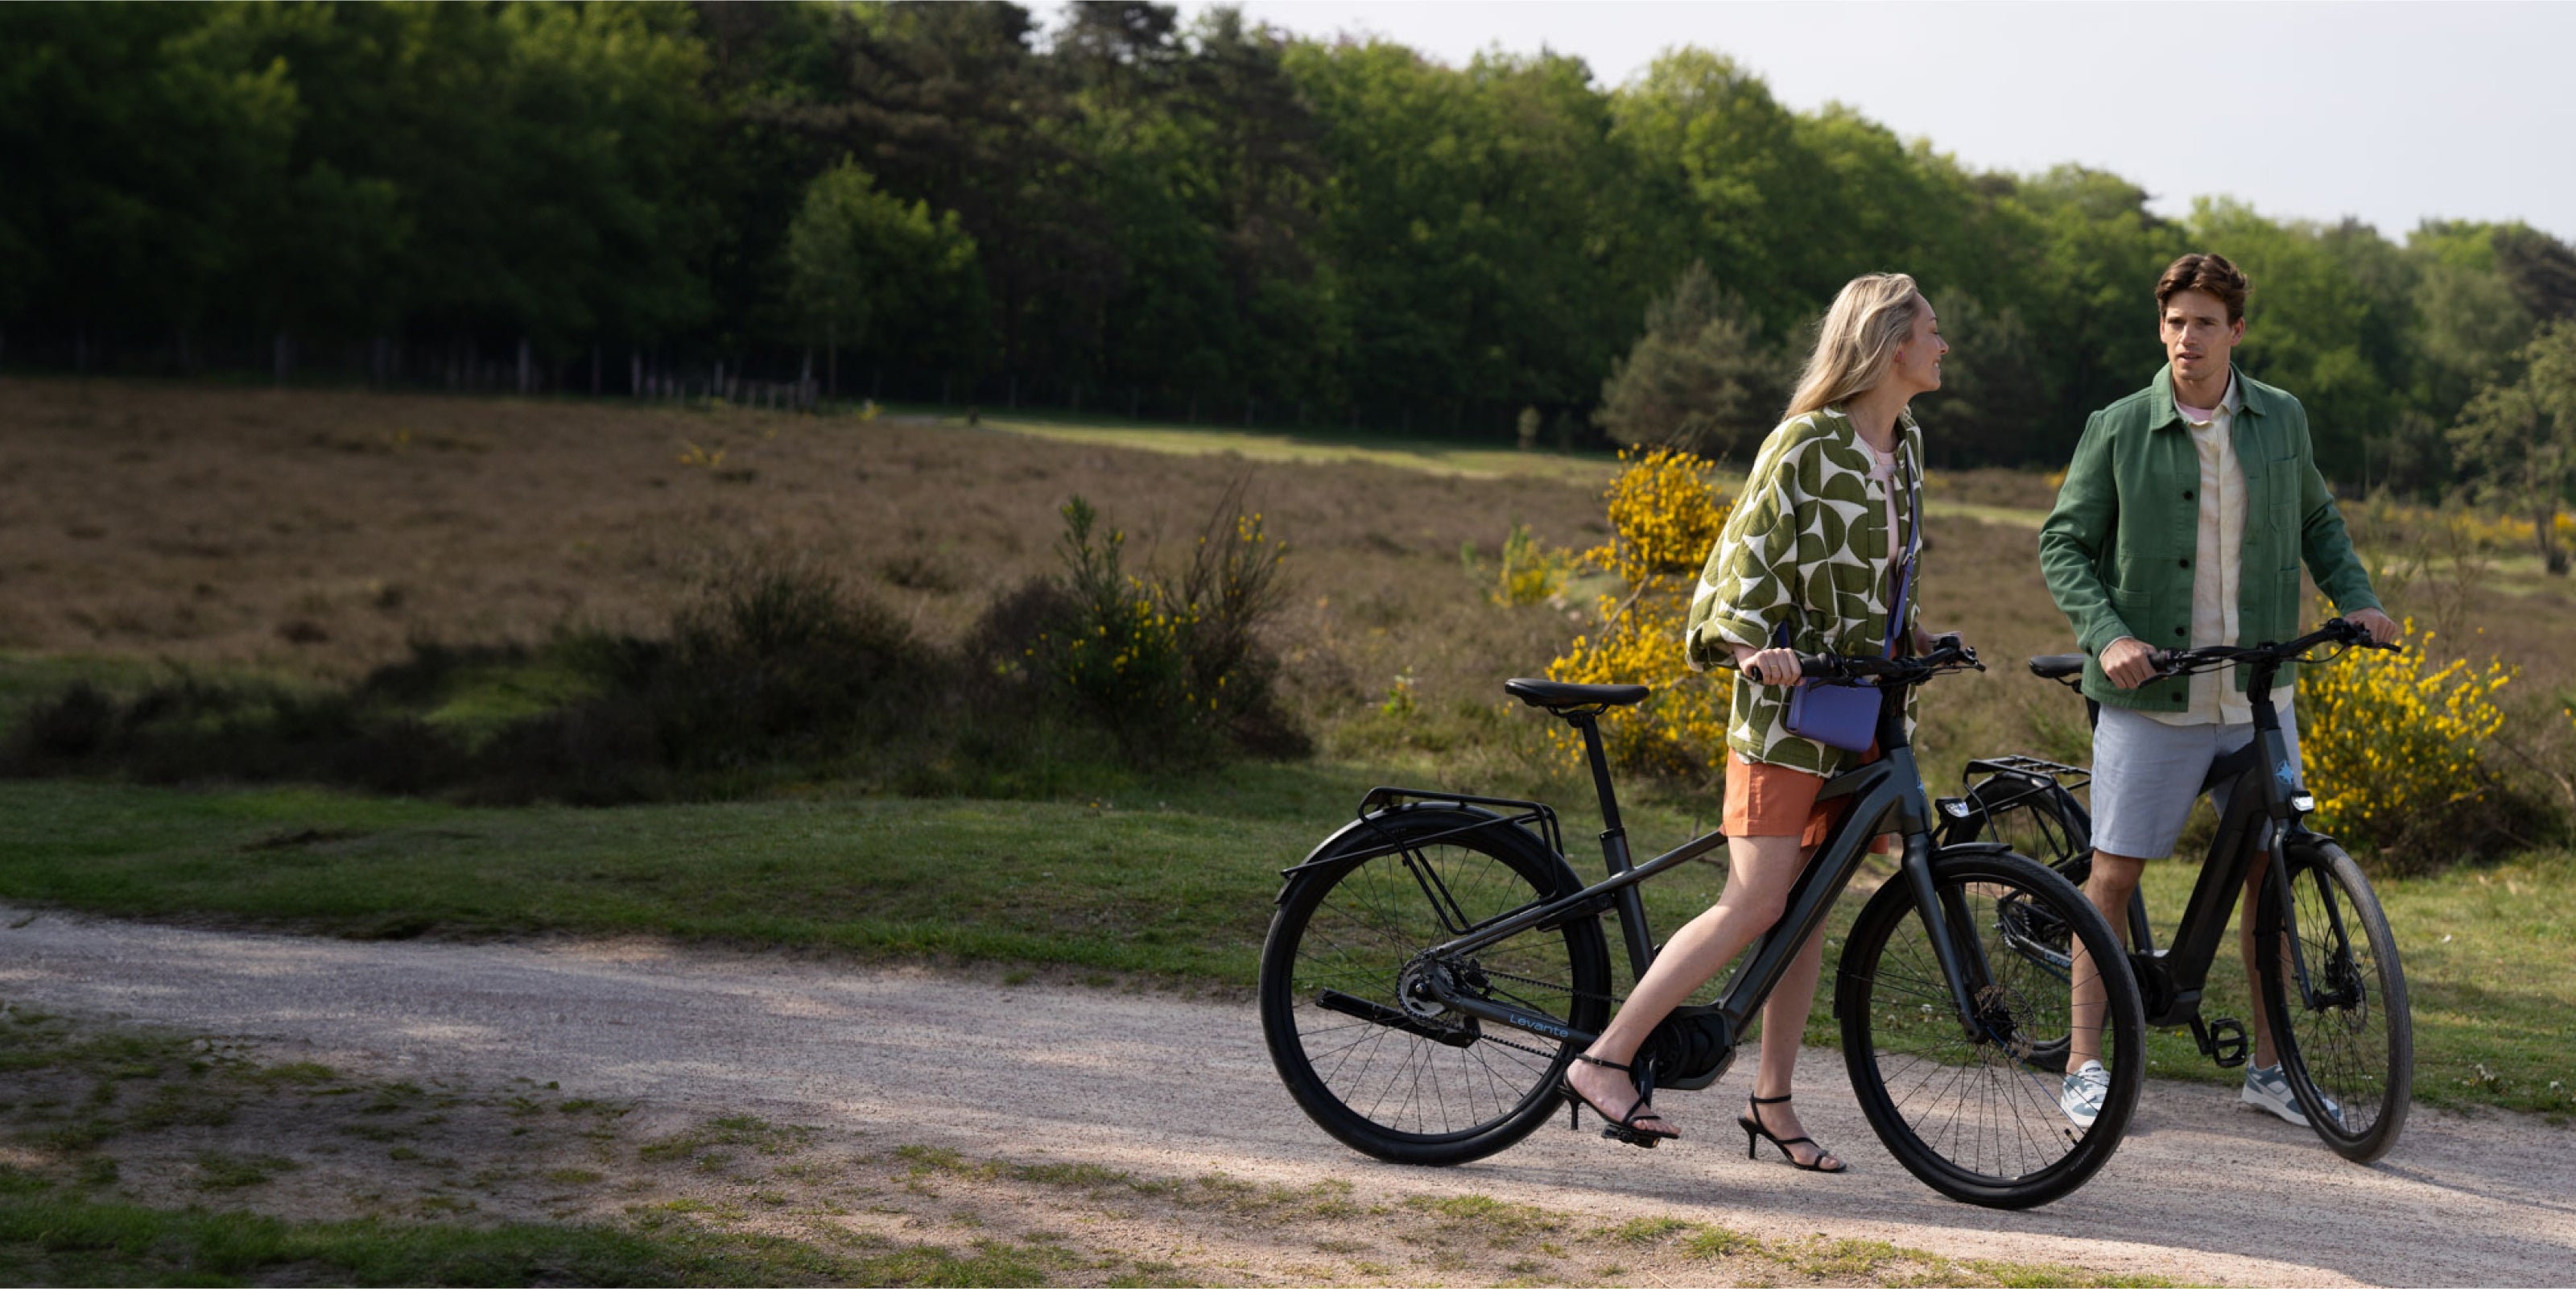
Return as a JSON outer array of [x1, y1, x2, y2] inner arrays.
[[1744, 655, 1836, 684]]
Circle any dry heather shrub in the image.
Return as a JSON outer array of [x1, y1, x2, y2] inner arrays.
[[1546, 449, 1733, 779], [2297, 615, 2513, 870]]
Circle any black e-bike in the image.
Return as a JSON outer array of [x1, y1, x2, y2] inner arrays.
[[1257, 642, 2147, 1208], [1937, 617, 2413, 1161]]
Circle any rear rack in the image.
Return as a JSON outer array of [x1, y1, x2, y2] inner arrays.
[[1356, 786, 1564, 857], [1936, 755, 2091, 860]]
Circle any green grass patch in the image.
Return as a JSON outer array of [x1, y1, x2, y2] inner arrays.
[[0, 1181, 1045, 1287], [0, 771, 1724, 987], [960, 411, 1624, 485], [2120, 849, 2576, 1113]]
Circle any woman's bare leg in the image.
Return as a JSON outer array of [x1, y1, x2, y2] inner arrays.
[[1745, 911, 1839, 1168], [1563, 832, 1810, 1136]]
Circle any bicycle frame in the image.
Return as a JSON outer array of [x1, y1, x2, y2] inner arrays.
[[1410, 677, 1996, 1051], [2106, 656, 2335, 1032]]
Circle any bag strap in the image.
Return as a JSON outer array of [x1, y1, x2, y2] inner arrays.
[[1881, 445, 1922, 659]]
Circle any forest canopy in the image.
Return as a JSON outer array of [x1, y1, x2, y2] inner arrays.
[[6, 0, 2574, 492]]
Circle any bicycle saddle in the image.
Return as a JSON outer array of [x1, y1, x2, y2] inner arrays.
[[2028, 654, 2087, 680], [1503, 678, 1649, 709]]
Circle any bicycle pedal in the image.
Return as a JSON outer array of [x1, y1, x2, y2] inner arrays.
[[1600, 1126, 1659, 1149], [2193, 1015, 2250, 1068]]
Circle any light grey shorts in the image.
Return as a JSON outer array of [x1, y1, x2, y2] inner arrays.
[[2090, 704, 2304, 860]]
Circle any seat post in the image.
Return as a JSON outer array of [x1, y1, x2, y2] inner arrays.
[[1572, 710, 1656, 977], [1572, 712, 1625, 838]]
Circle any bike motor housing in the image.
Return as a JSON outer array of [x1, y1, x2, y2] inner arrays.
[[1636, 1004, 1736, 1093]]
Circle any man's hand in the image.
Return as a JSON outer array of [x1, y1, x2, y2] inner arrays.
[[2347, 607, 2400, 646], [1733, 643, 1801, 687], [2100, 636, 2161, 690]]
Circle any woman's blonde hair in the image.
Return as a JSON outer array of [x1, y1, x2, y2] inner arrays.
[[1782, 272, 1924, 420]]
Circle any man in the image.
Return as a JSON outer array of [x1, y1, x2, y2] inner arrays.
[[2038, 252, 2399, 1130]]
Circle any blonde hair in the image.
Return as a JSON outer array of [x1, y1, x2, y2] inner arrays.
[[1782, 272, 1924, 420]]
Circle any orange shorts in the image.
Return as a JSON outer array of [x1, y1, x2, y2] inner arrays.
[[1721, 747, 1880, 846]]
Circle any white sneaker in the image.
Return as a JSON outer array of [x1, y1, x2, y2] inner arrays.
[[2060, 1060, 2111, 1130], [2242, 1063, 2340, 1128]]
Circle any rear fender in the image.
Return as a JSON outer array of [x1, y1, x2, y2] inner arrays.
[[1274, 804, 1585, 911]]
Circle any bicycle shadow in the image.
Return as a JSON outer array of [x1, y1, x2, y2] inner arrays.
[[1482, 1052, 2576, 1286]]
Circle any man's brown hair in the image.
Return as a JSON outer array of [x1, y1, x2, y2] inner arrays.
[[2156, 253, 2251, 323]]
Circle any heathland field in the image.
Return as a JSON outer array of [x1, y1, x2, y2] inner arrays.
[[2, 377, 2574, 1117]]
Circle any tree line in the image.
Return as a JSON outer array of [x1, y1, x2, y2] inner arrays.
[[6, 0, 2574, 497]]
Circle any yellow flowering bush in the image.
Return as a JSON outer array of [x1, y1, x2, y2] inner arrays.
[[1591, 447, 1732, 585], [2297, 614, 2514, 868], [1468, 523, 1578, 607], [1030, 490, 1295, 761], [1546, 448, 1733, 779], [2347, 494, 2576, 559]]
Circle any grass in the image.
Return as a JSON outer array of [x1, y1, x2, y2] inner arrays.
[[0, 1180, 1056, 1287], [0, 774, 1723, 988], [962, 407, 1630, 483]]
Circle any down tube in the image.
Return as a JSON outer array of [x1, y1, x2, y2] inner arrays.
[[1711, 763, 1904, 1037]]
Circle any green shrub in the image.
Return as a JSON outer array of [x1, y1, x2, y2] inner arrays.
[[1, 496, 1306, 799], [1025, 483, 1303, 763]]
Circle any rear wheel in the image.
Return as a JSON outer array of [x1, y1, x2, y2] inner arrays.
[[1259, 810, 1611, 1165], [2256, 837, 2411, 1162], [1837, 848, 2144, 1208]]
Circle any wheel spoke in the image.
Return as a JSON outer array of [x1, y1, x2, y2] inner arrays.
[[1266, 835, 1605, 1157], [1843, 855, 2140, 1206]]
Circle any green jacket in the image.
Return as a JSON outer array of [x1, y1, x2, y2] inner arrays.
[[2038, 364, 2381, 710], [1686, 407, 1923, 775]]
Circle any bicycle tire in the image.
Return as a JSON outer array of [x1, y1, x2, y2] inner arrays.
[[1259, 806, 1612, 1166], [2256, 837, 2412, 1162], [1837, 846, 2145, 1208]]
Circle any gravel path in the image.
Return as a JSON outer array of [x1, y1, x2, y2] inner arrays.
[[3, 904, 2567, 1286]]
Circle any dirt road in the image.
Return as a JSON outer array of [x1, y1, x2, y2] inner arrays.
[[3, 904, 2566, 1286]]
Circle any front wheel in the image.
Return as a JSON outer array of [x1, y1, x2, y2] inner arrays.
[[2256, 837, 2412, 1162], [1837, 847, 2145, 1208], [1258, 808, 1612, 1166]]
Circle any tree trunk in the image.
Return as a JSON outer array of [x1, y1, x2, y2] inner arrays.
[[273, 331, 290, 386], [517, 337, 532, 395], [2542, 507, 2570, 576], [826, 322, 838, 398]]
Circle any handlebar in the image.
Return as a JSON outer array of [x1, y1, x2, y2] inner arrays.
[[2150, 616, 2401, 679], [1741, 640, 1984, 687]]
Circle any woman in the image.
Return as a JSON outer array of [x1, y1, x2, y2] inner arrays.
[[1560, 272, 1953, 1173]]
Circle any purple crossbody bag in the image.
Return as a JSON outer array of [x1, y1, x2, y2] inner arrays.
[[1776, 452, 1920, 753]]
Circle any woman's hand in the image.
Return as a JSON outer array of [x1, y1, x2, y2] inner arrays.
[[1733, 643, 1801, 687], [1913, 626, 1965, 655]]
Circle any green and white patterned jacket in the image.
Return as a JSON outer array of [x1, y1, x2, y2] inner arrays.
[[1683, 407, 1924, 775]]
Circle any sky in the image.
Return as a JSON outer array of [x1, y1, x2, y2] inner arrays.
[[1055, 1, 2576, 245]]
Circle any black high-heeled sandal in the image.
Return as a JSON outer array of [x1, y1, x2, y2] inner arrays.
[[1738, 1093, 1845, 1172], [1561, 1053, 1678, 1148]]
